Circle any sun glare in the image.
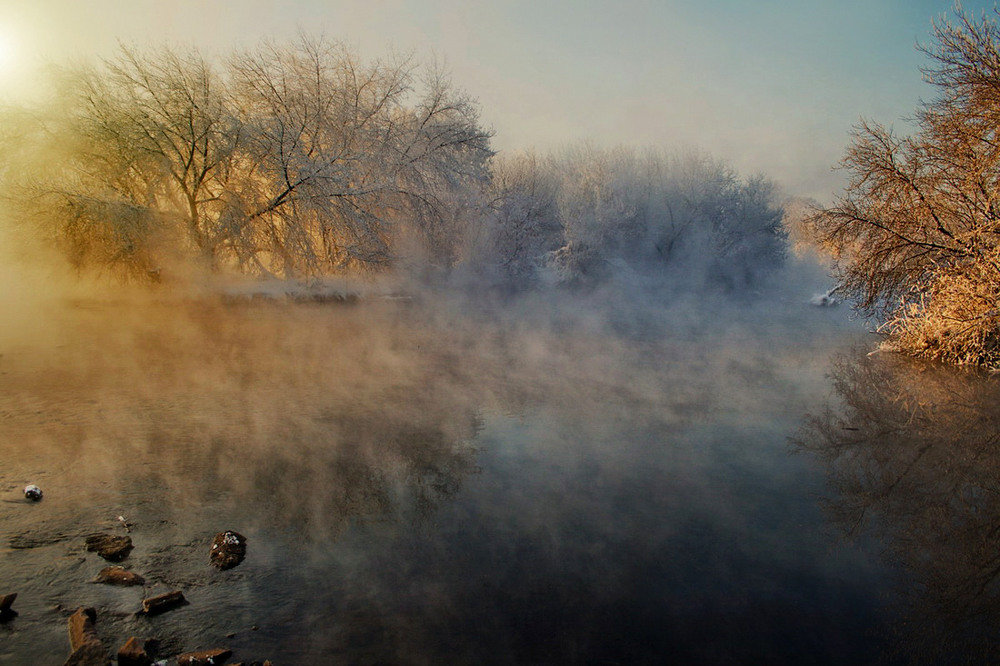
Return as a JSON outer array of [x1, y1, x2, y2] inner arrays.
[[0, 28, 16, 74]]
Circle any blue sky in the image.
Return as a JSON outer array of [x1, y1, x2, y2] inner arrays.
[[1, 1, 994, 200]]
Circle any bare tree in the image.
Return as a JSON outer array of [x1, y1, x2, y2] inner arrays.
[[3, 46, 240, 277], [84, 46, 241, 268], [4, 37, 492, 279], [225, 37, 492, 277], [812, 8, 1000, 367]]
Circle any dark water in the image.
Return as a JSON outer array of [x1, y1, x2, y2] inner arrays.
[[0, 286, 985, 664]]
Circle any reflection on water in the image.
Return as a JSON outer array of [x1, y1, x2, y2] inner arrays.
[[796, 350, 1000, 664], [0, 293, 894, 663]]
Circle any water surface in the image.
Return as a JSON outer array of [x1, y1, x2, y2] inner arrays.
[[0, 287, 928, 663]]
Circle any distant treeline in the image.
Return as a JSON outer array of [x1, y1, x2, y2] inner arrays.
[[0, 37, 786, 290], [483, 147, 785, 291]]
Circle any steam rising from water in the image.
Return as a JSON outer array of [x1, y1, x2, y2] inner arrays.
[[0, 252, 882, 662]]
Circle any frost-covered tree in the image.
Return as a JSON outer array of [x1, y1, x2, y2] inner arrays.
[[478, 152, 562, 285], [478, 146, 786, 290], [12, 46, 240, 276], [811, 9, 1000, 367], [228, 39, 491, 275], [4, 38, 492, 279]]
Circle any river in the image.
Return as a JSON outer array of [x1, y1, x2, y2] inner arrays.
[[0, 276, 984, 663]]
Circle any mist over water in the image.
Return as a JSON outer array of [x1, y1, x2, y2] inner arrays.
[[0, 251, 925, 664]]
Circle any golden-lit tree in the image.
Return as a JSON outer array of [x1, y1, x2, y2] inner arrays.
[[70, 46, 241, 274], [4, 37, 492, 279], [228, 38, 492, 275], [813, 9, 1000, 367]]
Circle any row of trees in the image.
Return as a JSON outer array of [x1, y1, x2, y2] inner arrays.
[[1, 37, 788, 291], [4, 37, 492, 279], [482, 146, 786, 290]]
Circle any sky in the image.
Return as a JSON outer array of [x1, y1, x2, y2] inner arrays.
[[0, 0, 993, 202]]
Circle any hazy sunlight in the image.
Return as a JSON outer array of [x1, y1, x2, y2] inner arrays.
[[0, 28, 15, 73]]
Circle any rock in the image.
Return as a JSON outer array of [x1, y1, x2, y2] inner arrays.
[[0, 592, 16, 622], [117, 636, 151, 666], [94, 566, 145, 586], [209, 531, 247, 570], [65, 607, 108, 664], [63, 641, 108, 665], [68, 607, 99, 651], [23, 484, 42, 501], [85, 533, 133, 562], [176, 648, 232, 665], [139, 590, 187, 616]]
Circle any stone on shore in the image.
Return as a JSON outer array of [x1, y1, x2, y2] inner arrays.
[[139, 590, 187, 616], [117, 636, 152, 666], [94, 566, 145, 586], [0, 592, 16, 622], [85, 534, 134, 562], [209, 531, 247, 570], [65, 607, 106, 665], [176, 648, 233, 665], [68, 607, 99, 651], [63, 642, 108, 666]]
